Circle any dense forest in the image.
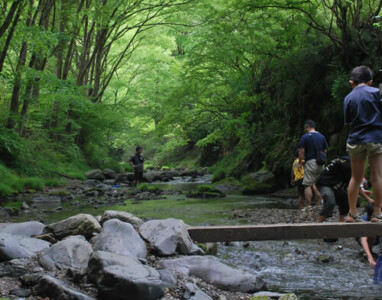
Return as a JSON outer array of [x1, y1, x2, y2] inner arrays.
[[1, 0, 382, 195]]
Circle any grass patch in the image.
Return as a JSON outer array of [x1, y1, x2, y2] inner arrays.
[[187, 184, 225, 198], [137, 183, 163, 194]]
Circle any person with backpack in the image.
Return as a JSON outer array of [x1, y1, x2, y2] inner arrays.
[[298, 120, 328, 209]]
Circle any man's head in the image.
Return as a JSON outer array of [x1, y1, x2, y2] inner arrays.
[[304, 120, 316, 132], [349, 66, 373, 87], [136, 146, 142, 154]]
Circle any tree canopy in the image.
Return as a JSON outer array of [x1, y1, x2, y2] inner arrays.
[[1, 0, 382, 183]]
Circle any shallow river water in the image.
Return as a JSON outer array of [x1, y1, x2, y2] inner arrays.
[[3, 177, 382, 299]]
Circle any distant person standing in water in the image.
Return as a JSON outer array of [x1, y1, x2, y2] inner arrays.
[[129, 146, 144, 186], [344, 66, 382, 222], [298, 120, 328, 209]]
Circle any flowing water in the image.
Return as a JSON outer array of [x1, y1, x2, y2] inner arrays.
[[2, 177, 382, 299]]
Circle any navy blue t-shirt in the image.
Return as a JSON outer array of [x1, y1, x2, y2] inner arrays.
[[298, 131, 328, 161], [344, 85, 382, 144]]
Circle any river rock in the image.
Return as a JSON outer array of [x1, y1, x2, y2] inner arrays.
[[158, 269, 177, 288], [0, 258, 33, 277], [44, 213, 102, 240], [140, 218, 203, 256], [0, 221, 45, 237], [87, 251, 164, 300], [83, 179, 102, 187], [103, 168, 117, 179], [32, 196, 61, 204], [36, 275, 95, 300], [0, 233, 50, 261], [85, 169, 105, 181], [38, 236, 93, 271], [159, 256, 265, 292], [93, 219, 147, 259], [242, 170, 277, 195], [184, 282, 212, 300], [100, 210, 143, 229]]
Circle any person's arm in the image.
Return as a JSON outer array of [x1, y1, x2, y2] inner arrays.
[[129, 158, 135, 168], [291, 166, 296, 185], [359, 189, 374, 204], [360, 237, 376, 267]]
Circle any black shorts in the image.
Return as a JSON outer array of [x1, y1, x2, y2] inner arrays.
[[295, 179, 304, 197], [134, 171, 143, 181]]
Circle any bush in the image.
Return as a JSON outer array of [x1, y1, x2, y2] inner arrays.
[[211, 168, 226, 183]]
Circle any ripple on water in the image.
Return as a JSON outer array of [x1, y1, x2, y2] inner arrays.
[[218, 239, 382, 299]]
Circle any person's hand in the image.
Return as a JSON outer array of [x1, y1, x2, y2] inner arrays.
[[368, 255, 376, 267]]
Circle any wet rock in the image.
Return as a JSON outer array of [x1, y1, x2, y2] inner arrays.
[[10, 287, 31, 297], [253, 291, 291, 298], [103, 179, 116, 185], [88, 251, 164, 300], [100, 210, 143, 229], [38, 236, 93, 271], [0, 233, 50, 261], [0, 221, 45, 237], [85, 169, 105, 181], [184, 282, 212, 300], [159, 256, 265, 293], [93, 219, 147, 259], [0, 258, 32, 277], [317, 254, 333, 263], [83, 179, 102, 187], [36, 275, 95, 300], [44, 213, 102, 240], [32, 196, 61, 204], [103, 168, 117, 179], [140, 218, 203, 256]]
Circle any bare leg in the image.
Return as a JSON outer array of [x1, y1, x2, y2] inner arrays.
[[312, 184, 322, 206], [348, 157, 366, 216], [369, 154, 382, 216], [305, 186, 313, 207], [338, 215, 345, 222], [299, 196, 304, 209]]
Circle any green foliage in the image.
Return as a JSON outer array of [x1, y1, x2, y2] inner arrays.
[[0, 164, 44, 197], [241, 176, 275, 195]]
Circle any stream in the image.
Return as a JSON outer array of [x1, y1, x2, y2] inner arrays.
[[2, 176, 382, 299]]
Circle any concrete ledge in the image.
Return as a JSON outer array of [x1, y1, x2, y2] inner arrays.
[[188, 222, 382, 242]]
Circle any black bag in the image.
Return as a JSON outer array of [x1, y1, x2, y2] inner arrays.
[[309, 134, 327, 165]]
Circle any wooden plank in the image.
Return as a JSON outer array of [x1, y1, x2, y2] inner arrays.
[[187, 223, 382, 243]]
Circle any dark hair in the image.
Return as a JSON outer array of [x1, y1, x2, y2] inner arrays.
[[304, 120, 316, 129], [350, 66, 373, 85], [136, 146, 142, 152]]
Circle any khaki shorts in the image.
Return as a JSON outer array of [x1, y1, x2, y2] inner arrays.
[[347, 143, 382, 159], [302, 159, 324, 187]]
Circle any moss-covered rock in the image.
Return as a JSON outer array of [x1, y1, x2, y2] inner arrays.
[[187, 184, 226, 198], [213, 177, 242, 190], [241, 170, 276, 195], [137, 183, 163, 194]]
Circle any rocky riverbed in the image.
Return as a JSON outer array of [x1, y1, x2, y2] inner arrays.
[[0, 211, 298, 300]]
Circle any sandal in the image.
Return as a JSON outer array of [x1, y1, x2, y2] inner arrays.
[[345, 213, 361, 223], [370, 213, 382, 223]]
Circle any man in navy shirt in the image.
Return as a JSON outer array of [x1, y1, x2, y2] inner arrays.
[[344, 66, 382, 222], [298, 120, 328, 208]]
